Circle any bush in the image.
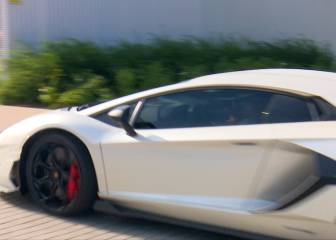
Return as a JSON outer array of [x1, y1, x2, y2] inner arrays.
[[0, 38, 335, 107]]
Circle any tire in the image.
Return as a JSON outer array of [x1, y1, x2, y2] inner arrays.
[[25, 132, 97, 216]]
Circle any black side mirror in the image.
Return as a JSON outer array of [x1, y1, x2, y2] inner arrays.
[[108, 105, 137, 137]]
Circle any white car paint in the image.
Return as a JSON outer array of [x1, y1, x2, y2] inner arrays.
[[0, 69, 336, 239]]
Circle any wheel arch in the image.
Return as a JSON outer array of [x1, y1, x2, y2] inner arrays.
[[19, 128, 98, 194]]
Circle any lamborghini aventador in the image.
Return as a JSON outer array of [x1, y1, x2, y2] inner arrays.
[[1, 69, 336, 239]]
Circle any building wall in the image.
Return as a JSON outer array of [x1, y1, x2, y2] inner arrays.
[[5, 0, 336, 51], [0, 0, 9, 59]]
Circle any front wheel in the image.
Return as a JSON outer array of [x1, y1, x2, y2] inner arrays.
[[25, 132, 97, 216]]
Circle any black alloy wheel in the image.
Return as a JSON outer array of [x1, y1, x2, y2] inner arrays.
[[26, 132, 97, 216]]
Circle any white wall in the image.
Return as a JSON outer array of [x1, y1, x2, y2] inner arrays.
[[0, 0, 9, 59], [6, 0, 336, 51]]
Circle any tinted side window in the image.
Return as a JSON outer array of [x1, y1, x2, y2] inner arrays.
[[134, 89, 314, 129], [314, 97, 336, 120], [133, 89, 270, 129], [264, 94, 312, 123], [134, 90, 217, 129]]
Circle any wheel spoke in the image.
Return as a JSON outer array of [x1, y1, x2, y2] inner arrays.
[[48, 182, 58, 198], [33, 154, 44, 176], [39, 192, 51, 202], [51, 153, 59, 169], [67, 149, 77, 165], [54, 147, 69, 168], [60, 170, 69, 182], [37, 161, 53, 171], [54, 181, 68, 201], [33, 175, 50, 188]]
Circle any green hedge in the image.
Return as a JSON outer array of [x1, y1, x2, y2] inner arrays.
[[0, 38, 335, 107]]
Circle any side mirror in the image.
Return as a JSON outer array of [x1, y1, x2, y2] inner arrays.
[[108, 105, 137, 137]]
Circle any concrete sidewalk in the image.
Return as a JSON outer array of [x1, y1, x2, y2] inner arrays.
[[0, 192, 227, 240]]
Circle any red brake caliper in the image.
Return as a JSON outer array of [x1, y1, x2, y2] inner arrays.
[[66, 161, 80, 201]]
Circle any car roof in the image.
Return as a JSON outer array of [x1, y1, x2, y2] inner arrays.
[[182, 69, 336, 103], [189, 69, 336, 84], [81, 69, 336, 115]]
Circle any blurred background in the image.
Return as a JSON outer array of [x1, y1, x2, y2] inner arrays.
[[0, 0, 335, 108]]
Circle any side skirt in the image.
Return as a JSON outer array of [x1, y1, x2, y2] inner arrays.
[[94, 200, 280, 240]]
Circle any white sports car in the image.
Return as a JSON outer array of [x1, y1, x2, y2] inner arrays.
[[1, 69, 336, 239]]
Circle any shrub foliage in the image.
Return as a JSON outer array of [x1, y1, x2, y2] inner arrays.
[[0, 38, 335, 107]]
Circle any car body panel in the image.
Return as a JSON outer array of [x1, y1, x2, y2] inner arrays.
[[1, 69, 336, 239], [99, 185, 336, 240], [0, 111, 117, 194], [101, 124, 273, 211]]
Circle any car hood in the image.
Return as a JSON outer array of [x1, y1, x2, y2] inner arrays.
[[0, 110, 122, 146]]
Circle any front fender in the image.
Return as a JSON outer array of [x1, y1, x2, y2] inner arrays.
[[0, 111, 118, 195]]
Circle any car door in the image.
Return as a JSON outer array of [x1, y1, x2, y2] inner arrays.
[[100, 88, 275, 213], [252, 93, 332, 209]]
